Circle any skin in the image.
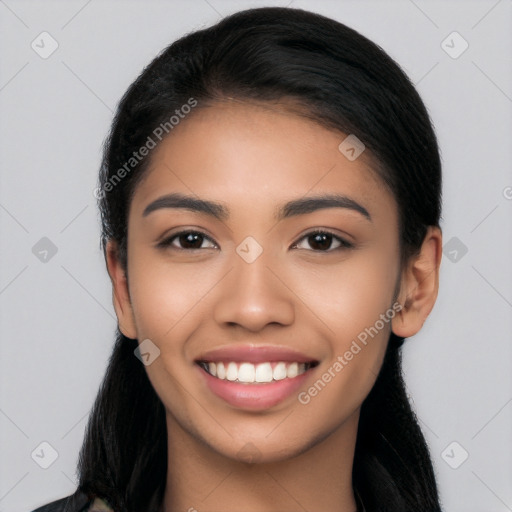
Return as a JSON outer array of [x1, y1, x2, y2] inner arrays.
[[106, 100, 442, 512]]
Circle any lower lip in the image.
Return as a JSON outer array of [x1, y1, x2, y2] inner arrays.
[[197, 365, 312, 410]]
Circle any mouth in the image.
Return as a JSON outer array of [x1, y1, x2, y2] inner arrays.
[[196, 360, 318, 384], [194, 345, 320, 410]]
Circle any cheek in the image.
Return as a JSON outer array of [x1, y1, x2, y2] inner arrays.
[[286, 250, 397, 417], [289, 246, 399, 344], [125, 248, 225, 415], [126, 245, 228, 360]]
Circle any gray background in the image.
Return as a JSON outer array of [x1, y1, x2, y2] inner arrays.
[[0, 0, 511, 511]]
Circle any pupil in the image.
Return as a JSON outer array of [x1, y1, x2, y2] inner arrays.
[[181, 232, 202, 248], [310, 233, 331, 250]]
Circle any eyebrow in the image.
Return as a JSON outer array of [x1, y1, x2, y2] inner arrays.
[[142, 192, 372, 222]]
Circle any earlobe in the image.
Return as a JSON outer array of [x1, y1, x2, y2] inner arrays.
[[105, 240, 138, 340], [391, 226, 442, 339]]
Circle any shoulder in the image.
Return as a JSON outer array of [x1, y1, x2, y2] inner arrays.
[[30, 494, 80, 512], [30, 492, 113, 512]]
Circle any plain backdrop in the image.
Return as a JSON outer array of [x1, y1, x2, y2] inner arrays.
[[0, 1, 511, 511]]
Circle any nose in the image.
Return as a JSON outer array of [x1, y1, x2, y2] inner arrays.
[[212, 249, 295, 332]]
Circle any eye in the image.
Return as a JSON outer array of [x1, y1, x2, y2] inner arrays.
[[157, 230, 218, 251], [291, 229, 354, 252], [157, 229, 353, 252]]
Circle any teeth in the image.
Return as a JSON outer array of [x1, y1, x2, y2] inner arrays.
[[255, 362, 273, 383], [273, 362, 287, 381], [226, 362, 238, 381], [238, 363, 256, 383], [287, 362, 298, 378], [201, 361, 311, 383], [216, 362, 226, 379]]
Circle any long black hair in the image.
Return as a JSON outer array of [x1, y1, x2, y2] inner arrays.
[[68, 7, 443, 511]]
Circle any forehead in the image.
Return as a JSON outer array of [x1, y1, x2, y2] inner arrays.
[[130, 100, 397, 224]]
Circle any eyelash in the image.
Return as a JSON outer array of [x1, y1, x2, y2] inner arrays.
[[157, 229, 354, 253]]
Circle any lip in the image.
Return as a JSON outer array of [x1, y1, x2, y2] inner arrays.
[[196, 344, 317, 364], [196, 363, 314, 410], [194, 344, 319, 411]]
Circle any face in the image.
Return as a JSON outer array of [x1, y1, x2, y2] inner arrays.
[[114, 100, 404, 463]]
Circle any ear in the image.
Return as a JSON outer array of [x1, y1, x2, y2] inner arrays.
[[105, 240, 138, 339], [391, 226, 442, 338]]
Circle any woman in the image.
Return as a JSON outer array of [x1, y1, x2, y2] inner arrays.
[[33, 6, 443, 512]]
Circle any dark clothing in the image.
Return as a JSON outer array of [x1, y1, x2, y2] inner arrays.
[[31, 492, 113, 512]]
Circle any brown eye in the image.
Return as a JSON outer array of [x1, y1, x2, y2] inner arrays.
[[292, 230, 354, 252], [158, 231, 217, 250]]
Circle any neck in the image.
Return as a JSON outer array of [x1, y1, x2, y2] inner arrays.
[[162, 410, 360, 512]]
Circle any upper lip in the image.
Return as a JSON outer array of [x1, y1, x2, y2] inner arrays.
[[196, 344, 318, 364]]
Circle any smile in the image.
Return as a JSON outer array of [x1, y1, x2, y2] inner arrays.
[[194, 344, 319, 410], [197, 361, 316, 384]]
